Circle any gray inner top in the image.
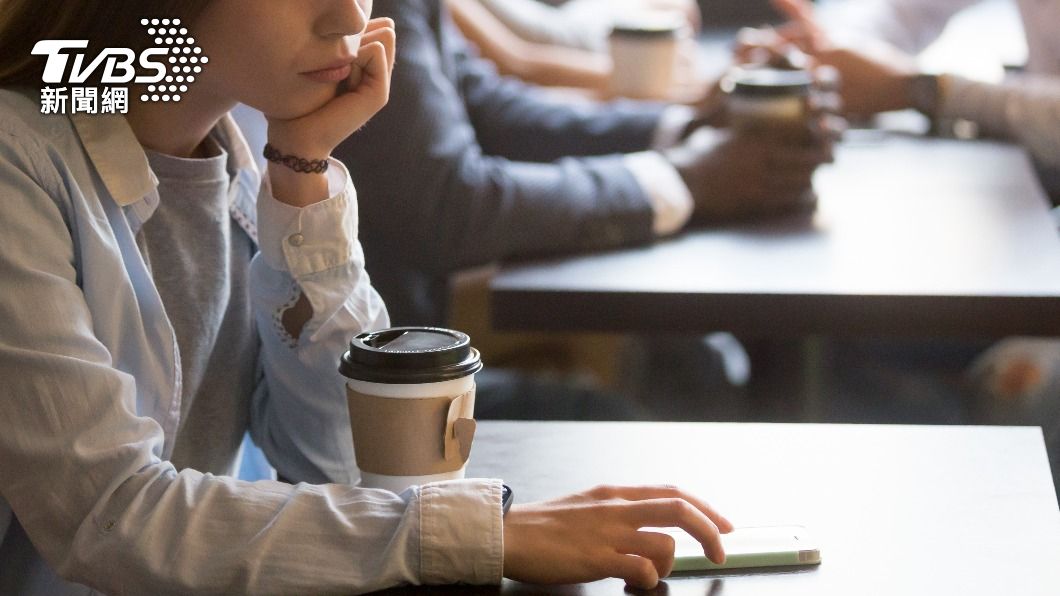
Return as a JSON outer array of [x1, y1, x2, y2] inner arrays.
[[139, 136, 258, 476]]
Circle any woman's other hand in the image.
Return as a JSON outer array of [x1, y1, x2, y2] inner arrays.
[[503, 484, 733, 590], [267, 17, 396, 160], [265, 17, 395, 206]]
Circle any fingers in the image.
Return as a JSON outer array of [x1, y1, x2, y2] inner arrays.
[[772, 0, 813, 25], [339, 19, 395, 97], [769, 142, 833, 169], [362, 18, 396, 74], [609, 553, 661, 591], [585, 485, 729, 564], [618, 530, 677, 580], [597, 484, 734, 534], [765, 172, 816, 201], [364, 16, 393, 34], [352, 40, 390, 98], [770, 0, 826, 52], [620, 498, 725, 564], [813, 114, 846, 150], [734, 27, 809, 68], [325, 40, 390, 135]]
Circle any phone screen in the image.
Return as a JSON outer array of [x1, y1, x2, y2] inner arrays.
[[659, 525, 821, 572]]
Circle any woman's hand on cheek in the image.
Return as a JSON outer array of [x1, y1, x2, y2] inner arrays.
[[266, 18, 396, 159], [502, 485, 733, 590]]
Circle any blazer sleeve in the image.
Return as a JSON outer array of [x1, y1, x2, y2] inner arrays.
[[445, 9, 667, 162], [338, 0, 656, 278]]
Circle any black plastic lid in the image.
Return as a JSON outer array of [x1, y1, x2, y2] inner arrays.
[[610, 13, 684, 38], [339, 327, 482, 384], [726, 67, 813, 98]]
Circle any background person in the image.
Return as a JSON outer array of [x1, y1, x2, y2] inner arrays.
[[741, 0, 1060, 494], [756, 0, 1060, 170], [330, 0, 836, 330]]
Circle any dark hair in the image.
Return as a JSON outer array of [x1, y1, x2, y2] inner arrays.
[[0, 0, 211, 86]]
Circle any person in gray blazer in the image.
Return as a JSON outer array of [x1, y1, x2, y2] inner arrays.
[[335, 0, 834, 326]]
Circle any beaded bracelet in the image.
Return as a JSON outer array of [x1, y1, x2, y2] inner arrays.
[[263, 143, 329, 174]]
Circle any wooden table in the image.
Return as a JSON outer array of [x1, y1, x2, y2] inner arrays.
[[379, 421, 1060, 595], [490, 135, 1060, 338]]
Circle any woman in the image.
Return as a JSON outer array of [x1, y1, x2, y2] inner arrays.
[[0, 1, 731, 593]]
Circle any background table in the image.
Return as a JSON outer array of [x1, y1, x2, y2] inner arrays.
[[379, 421, 1060, 595], [491, 136, 1060, 338]]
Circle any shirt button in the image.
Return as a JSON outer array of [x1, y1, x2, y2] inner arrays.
[[288, 233, 305, 247]]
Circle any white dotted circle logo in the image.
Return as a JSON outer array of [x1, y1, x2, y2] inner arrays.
[[138, 18, 208, 103]]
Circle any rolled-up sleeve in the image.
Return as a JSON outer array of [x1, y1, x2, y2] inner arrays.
[[421, 479, 505, 584], [941, 74, 1060, 169]]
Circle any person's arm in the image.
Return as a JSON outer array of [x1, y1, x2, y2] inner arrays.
[[779, 0, 1060, 167], [939, 74, 1060, 168], [446, 0, 611, 92], [478, 0, 611, 51], [0, 126, 501, 594], [442, 5, 666, 162], [341, 0, 658, 277]]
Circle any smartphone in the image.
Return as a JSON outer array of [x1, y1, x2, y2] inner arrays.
[[661, 525, 821, 572]]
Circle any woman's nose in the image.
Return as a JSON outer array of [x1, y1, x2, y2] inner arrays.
[[316, 0, 369, 38]]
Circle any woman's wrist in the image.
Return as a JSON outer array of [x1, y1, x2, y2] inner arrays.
[[263, 143, 329, 174], [264, 141, 331, 208], [266, 123, 333, 160]]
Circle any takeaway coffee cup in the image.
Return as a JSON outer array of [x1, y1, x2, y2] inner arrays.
[[724, 66, 819, 210], [723, 66, 813, 135], [609, 11, 686, 99], [339, 327, 482, 494]]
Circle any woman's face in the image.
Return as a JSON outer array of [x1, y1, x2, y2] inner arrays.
[[190, 0, 373, 119]]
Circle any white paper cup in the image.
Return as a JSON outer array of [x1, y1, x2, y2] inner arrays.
[[609, 11, 685, 99]]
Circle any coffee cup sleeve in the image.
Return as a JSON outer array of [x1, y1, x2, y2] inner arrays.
[[347, 386, 478, 476]]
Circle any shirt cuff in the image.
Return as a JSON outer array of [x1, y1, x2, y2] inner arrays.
[[624, 151, 695, 236], [937, 74, 1009, 131], [652, 104, 696, 150], [257, 158, 357, 277], [419, 478, 504, 585]]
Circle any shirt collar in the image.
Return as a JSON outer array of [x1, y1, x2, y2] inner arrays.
[[68, 111, 261, 242], [69, 112, 158, 207], [68, 112, 260, 207]]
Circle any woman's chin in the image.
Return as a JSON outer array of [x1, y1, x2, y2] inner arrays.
[[256, 91, 335, 122]]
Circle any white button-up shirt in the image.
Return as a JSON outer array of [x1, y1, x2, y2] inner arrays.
[[0, 88, 502, 595]]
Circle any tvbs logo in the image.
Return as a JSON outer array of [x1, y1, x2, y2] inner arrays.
[[34, 18, 207, 114], [33, 40, 168, 84]]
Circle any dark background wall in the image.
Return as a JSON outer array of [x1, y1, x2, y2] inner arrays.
[[698, 0, 785, 27]]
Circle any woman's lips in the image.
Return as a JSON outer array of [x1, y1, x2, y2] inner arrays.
[[301, 63, 352, 84]]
